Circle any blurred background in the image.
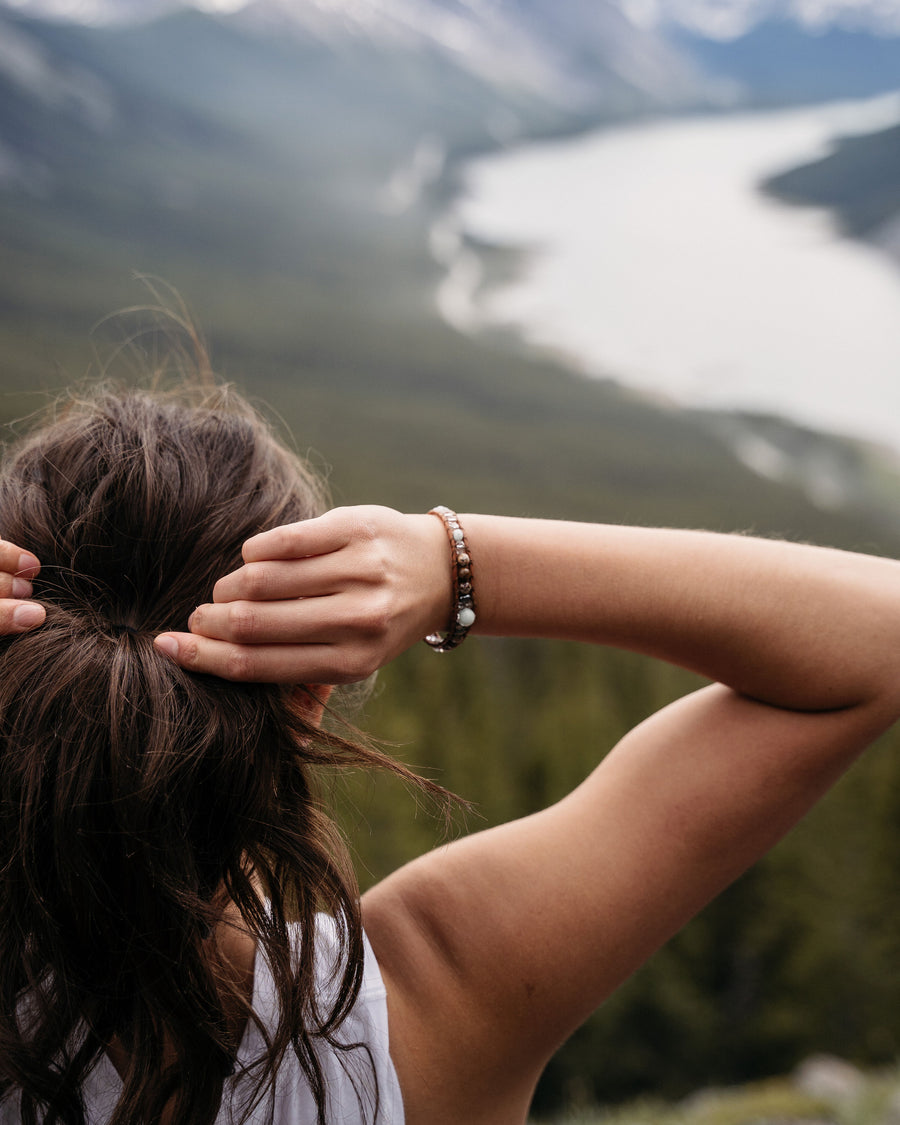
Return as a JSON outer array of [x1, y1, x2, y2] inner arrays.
[[2, 0, 900, 1120]]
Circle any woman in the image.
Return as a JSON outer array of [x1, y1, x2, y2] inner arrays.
[[2, 384, 900, 1125]]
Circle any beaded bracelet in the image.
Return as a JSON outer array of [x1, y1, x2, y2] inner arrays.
[[423, 506, 476, 652]]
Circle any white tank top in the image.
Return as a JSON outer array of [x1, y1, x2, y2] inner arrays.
[[3, 919, 405, 1125]]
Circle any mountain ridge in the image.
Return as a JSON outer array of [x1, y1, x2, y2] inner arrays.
[[675, 18, 900, 104], [8, 0, 900, 36], [0, 0, 713, 116]]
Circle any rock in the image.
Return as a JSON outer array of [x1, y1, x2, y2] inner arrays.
[[881, 1086, 900, 1125], [793, 1054, 865, 1104]]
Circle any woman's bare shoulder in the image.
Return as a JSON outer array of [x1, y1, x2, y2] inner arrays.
[[363, 680, 888, 1124]]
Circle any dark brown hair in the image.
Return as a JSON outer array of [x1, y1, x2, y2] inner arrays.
[[0, 386, 412, 1125]]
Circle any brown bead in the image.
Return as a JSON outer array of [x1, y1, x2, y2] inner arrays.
[[456, 551, 471, 567]]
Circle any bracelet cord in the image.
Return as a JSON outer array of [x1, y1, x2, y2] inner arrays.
[[423, 506, 476, 652]]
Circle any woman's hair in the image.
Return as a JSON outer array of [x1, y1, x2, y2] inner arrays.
[[0, 386, 415, 1125]]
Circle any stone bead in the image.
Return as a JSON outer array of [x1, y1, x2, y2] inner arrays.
[[458, 567, 472, 580], [457, 607, 476, 628], [456, 552, 471, 567]]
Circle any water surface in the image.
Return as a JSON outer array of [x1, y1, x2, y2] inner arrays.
[[440, 94, 900, 450]]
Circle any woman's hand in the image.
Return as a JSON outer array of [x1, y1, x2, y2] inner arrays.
[[154, 506, 451, 683], [0, 540, 44, 633]]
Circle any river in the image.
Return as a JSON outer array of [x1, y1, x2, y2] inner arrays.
[[435, 93, 900, 451]]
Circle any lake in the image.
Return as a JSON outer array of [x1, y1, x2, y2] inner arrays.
[[436, 93, 900, 451]]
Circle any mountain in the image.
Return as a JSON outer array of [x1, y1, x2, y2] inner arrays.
[[762, 118, 900, 269], [228, 0, 710, 114], [1, 0, 898, 529], [636, 0, 900, 39], [0, 0, 719, 313], [673, 19, 900, 104], [0, 0, 720, 410], [0, 0, 896, 524], [0, 0, 711, 115], [11, 0, 900, 37], [0, 4, 564, 255], [8, 0, 900, 114]]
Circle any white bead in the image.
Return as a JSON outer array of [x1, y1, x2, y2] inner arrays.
[[457, 607, 476, 628], [452, 528, 464, 542]]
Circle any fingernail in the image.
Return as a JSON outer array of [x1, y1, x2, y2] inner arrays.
[[13, 603, 45, 630], [154, 635, 179, 659], [17, 553, 39, 578], [12, 577, 32, 598]]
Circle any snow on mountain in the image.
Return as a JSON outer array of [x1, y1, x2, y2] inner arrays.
[[0, 0, 711, 113], [0, 0, 253, 21], [0, 13, 112, 121], [6, 0, 900, 37], [1, 0, 171, 22], [230, 0, 708, 109], [2, 0, 894, 122], [231, 0, 563, 96], [0, 2, 116, 189]]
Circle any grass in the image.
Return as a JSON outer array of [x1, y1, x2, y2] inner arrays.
[[536, 1064, 900, 1125]]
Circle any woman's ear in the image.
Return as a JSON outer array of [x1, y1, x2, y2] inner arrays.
[[294, 684, 334, 727]]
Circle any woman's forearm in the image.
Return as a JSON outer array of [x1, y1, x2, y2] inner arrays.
[[157, 505, 900, 713], [463, 515, 900, 713]]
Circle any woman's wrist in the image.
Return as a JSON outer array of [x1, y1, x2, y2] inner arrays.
[[457, 514, 598, 640]]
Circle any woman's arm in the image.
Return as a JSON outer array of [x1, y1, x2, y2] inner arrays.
[[465, 514, 900, 712], [157, 507, 900, 1125], [161, 506, 900, 715]]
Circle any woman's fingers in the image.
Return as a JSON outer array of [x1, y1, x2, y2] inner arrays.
[[0, 540, 44, 634], [154, 632, 369, 685], [175, 592, 394, 682], [0, 600, 45, 633], [217, 507, 402, 603], [0, 539, 40, 584], [0, 573, 33, 599], [0, 540, 40, 579], [240, 506, 368, 564], [189, 597, 345, 645], [212, 557, 348, 604], [155, 507, 451, 684]]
